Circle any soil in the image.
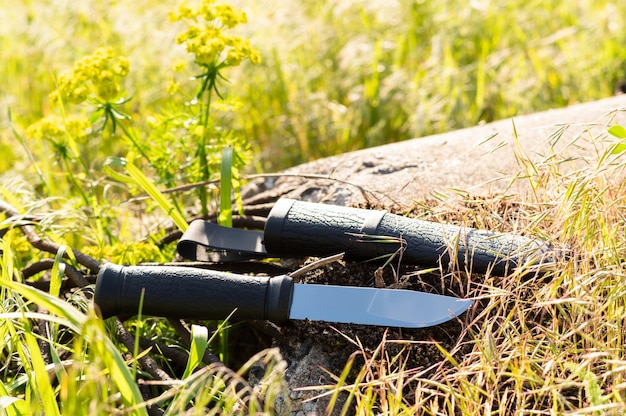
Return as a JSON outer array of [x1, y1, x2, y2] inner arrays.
[[233, 256, 478, 414], [221, 228, 475, 365]]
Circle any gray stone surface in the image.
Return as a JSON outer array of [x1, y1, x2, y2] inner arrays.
[[245, 95, 626, 209]]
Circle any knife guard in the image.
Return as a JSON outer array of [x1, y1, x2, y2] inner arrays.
[[94, 263, 293, 321], [264, 198, 555, 276]]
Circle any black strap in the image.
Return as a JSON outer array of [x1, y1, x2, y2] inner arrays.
[[177, 220, 270, 262]]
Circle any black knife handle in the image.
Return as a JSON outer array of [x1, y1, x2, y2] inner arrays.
[[264, 199, 555, 276], [94, 263, 293, 321]]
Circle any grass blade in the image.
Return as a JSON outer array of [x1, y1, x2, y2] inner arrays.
[[183, 324, 208, 379], [124, 160, 188, 232], [7, 108, 49, 194], [164, 324, 213, 414], [608, 125, 626, 139], [105, 157, 188, 232], [49, 245, 66, 298], [22, 327, 61, 416], [0, 380, 31, 416], [0, 279, 148, 415]]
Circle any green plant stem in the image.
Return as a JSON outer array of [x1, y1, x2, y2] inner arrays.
[[116, 120, 152, 165], [62, 156, 90, 206], [197, 133, 209, 219], [196, 68, 216, 219]]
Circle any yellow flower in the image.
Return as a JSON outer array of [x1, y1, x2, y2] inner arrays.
[[193, 125, 205, 137], [223, 35, 261, 66], [65, 116, 92, 140], [96, 70, 114, 83], [111, 57, 130, 76], [172, 59, 188, 72], [211, 4, 247, 28], [166, 79, 180, 94], [51, 47, 131, 105], [97, 80, 121, 101], [82, 241, 165, 264], [171, 0, 260, 67], [27, 115, 91, 144], [169, 0, 197, 21]]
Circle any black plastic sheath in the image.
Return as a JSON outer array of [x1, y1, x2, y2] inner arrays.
[[94, 263, 293, 321], [264, 199, 554, 276]]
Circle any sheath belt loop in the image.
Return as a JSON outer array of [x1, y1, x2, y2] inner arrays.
[[360, 209, 387, 236], [177, 219, 269, 262]]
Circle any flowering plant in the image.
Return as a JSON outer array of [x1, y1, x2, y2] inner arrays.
[[164, 0, 261, 220], [24, 0, 260, 228]]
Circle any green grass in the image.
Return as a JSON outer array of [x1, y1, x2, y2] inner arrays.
[[1, 0, 626, 414], [2, 1, 625, 171], [234, 0, 626, 169]]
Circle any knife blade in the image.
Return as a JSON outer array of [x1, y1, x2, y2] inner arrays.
[[94, 263, 472, 328]]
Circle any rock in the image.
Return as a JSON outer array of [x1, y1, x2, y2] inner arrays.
[[244, 95, 626, 209], [280, 342, 341, 415]]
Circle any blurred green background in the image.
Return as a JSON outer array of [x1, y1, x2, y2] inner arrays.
[[1, 0, 625, 174]]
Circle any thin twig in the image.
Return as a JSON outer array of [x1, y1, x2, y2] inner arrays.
[[157, 230, 183, 247], [138, 381, 166, 416], [115, 318, 173, 382], [35, 306, 53, 366], [245, 320, 287, 345], [138, 338, 192, 369], [124, 172, 372, 202], [22, 258, 91, 288], [289, 253, 346, 279], [25, 277, 71, 293]]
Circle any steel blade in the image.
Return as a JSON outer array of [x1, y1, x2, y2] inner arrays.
[[289, 284, 472, 328]]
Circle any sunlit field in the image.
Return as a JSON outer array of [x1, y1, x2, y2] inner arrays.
[[2, 0, 625, 171], [1, 0, 626, 414]]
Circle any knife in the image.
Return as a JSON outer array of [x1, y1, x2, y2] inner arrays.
[[94, 263, 472, 328], [178, 198, 561, 276]]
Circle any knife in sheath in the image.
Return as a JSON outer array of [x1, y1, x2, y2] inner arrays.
[[94, 263, 472, 328], [178, 198, 562, 276]]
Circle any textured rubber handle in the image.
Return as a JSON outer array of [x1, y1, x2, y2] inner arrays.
[[264, 199, 555, 276], [94, 263, 293, 321]]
